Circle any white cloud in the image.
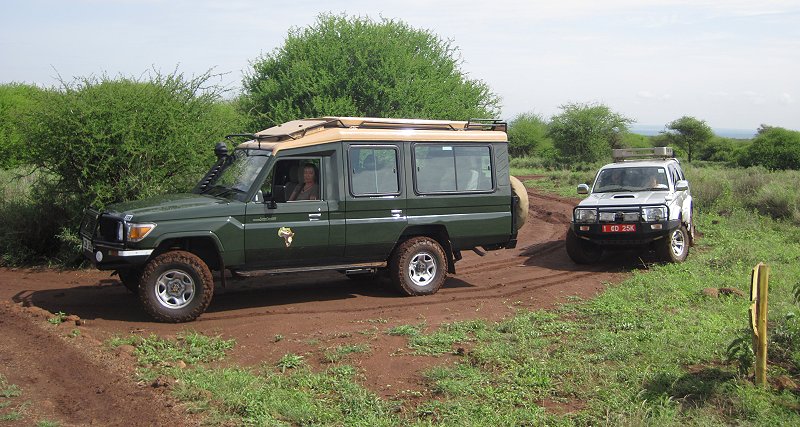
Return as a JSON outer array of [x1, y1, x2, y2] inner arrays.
[[780, 93, 795, 104]]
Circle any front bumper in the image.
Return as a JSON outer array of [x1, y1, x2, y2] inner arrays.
[[80, 238, 153, 270], [571, 219, 681, 246], [79, 209, 153, 270]]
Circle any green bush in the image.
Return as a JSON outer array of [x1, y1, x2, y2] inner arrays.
[[2, 71, 245, 265], [739, 127, 800, 170], [507, 112, 551, 157], [241, 13, 500, 128], [0, 83, 44, 168]]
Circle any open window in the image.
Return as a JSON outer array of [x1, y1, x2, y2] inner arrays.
[[260, 158, 323, 203]]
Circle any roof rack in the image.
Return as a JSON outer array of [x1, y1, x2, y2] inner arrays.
[[466, 118, 507, 132], [250, 116, 508, 142], [612, 147, 674, 162]]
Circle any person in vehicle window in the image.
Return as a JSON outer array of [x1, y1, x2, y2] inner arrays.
[[289, 163, 320, 201]]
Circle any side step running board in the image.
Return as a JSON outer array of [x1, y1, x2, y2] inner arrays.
[[232, 262, 387, 277]]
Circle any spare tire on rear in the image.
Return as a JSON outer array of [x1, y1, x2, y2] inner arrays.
[[510, 176, 529, 231]]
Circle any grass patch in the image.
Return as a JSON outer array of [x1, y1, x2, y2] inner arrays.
[[323, 344, 370, 363], [0, 374, 23, 422], [107, 331, 234, 367], [412, 209, 800, 425]]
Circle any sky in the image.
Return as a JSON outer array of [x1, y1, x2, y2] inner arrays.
[[2, 0, 799, 132]]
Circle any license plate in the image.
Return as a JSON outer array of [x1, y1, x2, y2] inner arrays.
[[602, 224, 636, 233], [82, 237, 92, 252]]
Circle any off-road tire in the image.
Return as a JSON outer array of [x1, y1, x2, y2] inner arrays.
[[139, 251, 214, 323], [510, 176, 529, 231], [390, 237, 447, 296], [117, 268, 143, 294], [657, 225, 689, 263], [565, 228, 603, 264]]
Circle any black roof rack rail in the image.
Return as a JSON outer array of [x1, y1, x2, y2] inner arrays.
[[353, 120, 459, 131], [466, 118, 507, 132]]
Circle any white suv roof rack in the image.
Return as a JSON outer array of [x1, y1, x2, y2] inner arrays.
[[612, 147, 674, 162]]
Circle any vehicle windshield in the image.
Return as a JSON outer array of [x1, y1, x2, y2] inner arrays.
[[203, 149, 270, 200], [593, 166, 669, 193]]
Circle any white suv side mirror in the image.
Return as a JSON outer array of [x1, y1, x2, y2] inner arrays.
[[675, 180, 689, 191], [577, 184, 589, 195]]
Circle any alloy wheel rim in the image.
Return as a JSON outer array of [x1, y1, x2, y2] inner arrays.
[[155, 269, 195, 309], [670, 229, 685, 257], [408, 251, 436, 286]]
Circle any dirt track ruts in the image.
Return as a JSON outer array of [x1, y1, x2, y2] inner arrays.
[[0, 187, 632, 411]]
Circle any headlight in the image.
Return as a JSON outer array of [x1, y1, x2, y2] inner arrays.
[[574, 208, 597, 223], [127, 223, 157, 242], [641, 206, 667, 222]]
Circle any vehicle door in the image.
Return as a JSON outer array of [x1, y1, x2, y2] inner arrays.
[[244, 156, 331, 268], [344, 143, 407, 261], [668, 164, 689, 221], [672, 163, 693, 224]]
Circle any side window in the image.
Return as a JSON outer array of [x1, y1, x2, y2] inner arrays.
[[260, 158, 323, 202], [675, 164, 686, 181], [349, 146, 400, 196], [414, 144, 492, 193], [667, 165, 680, 188]]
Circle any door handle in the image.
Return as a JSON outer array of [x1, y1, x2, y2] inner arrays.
[[308, 213, 322, 221], [390, 209, 403, 218]]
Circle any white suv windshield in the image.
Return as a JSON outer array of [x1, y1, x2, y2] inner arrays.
[[593, 166, 669, 193]]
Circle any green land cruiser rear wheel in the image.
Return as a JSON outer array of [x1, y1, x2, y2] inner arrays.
[[139, 250, 214, 323], [390, 237, 447, 296]]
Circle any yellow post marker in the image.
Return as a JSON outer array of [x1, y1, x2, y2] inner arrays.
[[749, 263, 770, 387]]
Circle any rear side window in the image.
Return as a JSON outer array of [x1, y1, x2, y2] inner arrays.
[[349, 146, 400, 196], [414, 144, 493, 193]]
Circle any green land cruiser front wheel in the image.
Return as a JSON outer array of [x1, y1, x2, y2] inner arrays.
[[139, 251, 214, 323], [117, 268, 143, 294], [391, 237, 447, 296]]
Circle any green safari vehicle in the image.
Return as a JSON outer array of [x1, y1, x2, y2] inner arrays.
[[79, 117, 528, 322]]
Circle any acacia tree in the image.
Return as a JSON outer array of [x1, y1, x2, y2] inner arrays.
[[240, 14, 501, 128], [663, 116, 713, 162], [548, 102, 633, 163], [507, 112, 551, 157]]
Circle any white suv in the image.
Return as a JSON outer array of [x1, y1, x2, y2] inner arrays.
[[567, 147, 694, 264]]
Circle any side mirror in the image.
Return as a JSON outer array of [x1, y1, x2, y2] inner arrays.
[[577, 184, 589, 195], [253, 190, 263, 203], [675, 180, 689, 191]]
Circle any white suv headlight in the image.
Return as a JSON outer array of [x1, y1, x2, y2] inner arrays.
[[641, 206, 667, 222], [574, 208, 597, 223]]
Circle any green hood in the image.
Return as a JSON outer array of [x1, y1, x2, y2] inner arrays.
[[109, 193, 235, 222]]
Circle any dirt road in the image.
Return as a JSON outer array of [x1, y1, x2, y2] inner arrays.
[[0, 188, 633, 423]]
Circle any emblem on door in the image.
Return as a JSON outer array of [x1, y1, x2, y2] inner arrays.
[[277, 227, 295, 247]]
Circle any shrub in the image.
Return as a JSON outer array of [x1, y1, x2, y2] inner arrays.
[[507, 112, 551, 157], [241, 13, 500, 128], [0, 83, 44, 168], [739, 127, 800, 170], [3, 71, 245, 265]]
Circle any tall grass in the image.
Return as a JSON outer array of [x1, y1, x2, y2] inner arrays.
[[686, 164, 800, 224]]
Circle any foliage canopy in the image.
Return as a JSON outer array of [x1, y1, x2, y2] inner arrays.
[[507, 112, 552, 157], [663, 116, 714, 162], [548, 102, 633, 163], [240, 14, 501, 129], [740, 126, 800, 170], [0, 83, 44, 168]]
